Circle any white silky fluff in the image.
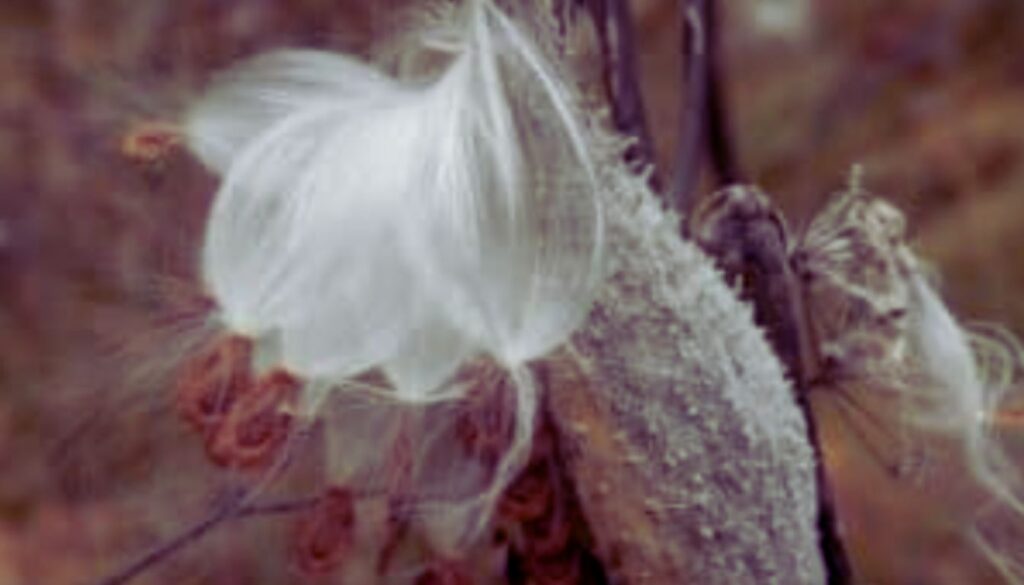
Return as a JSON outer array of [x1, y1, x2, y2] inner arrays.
[[185, 0, 602, 400], [801, 185, 1024, 579], [905, 268, 1024, 494], [904, 265, 1024, 582], [184, 0, 602, 551]]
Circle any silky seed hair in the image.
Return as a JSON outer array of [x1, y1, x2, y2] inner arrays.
[[182, 0, 604, 550], [795, 172, 1024, 579]]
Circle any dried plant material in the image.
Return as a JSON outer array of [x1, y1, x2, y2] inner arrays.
[[541, 125, 825, 583], [452, 362, 518, 469], [120, 121, 182, 163], [175, 335, 254, 439], [691, 185, 812, 385], [33, 4, 828, 584], [313, 357, 529, 555], [205, 368, 300, 470], [791, 177, 1024, 581], [9, 1, 1024, 585], [793, 186, 915, 380], [689, 174, 1024, 583], [494, 395, 607, 585], [291, 487, 356, 575]]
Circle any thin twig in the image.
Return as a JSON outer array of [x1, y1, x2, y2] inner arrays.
[[93, 493, 321, 585], [675, 0, 743, 228], [673, 0, 710, 223], [94, 487, 248, 585], [580, 0, 659, 186], [91, 426, 317, 585], [605, 0, 658, 183], [237, 496, 320, 517], [703, 0, 742, 186], [801, 405, 856, 585]]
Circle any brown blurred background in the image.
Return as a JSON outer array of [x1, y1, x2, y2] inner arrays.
[[1, 0, 1023, 583]]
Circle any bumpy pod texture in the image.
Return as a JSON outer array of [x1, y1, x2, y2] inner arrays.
[[546, 127, 826, 583]]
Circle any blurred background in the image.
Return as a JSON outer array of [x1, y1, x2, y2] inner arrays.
[[1, 0, 1023, 583]]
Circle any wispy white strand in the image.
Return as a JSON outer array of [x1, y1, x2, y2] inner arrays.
[[462, 364, 538, 543], [400, 363, 539, 553], [969, 526, 1024, 585], [895, 258, 1024, 526]]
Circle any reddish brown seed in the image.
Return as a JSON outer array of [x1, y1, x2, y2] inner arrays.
[[206, 368, 300, 470], [121, 121, 182, 162], [498, 461, 553, 523], [175, 335, 253, 438], [526, 549, 583, 585], [292, 487, 356, 576], [523, 509, 575, 563], [374, 497, 412, 577], [496, 410, 603, 585], [991, 407, 1024, 429], [453, 362, 516, 468], [414, 562, 476, 585]]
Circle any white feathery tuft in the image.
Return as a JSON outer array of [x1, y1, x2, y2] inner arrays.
[[903, 268, 986, 431], [182, 0, 603, 549], [799, 181, 1024, 577], [894, 253, 1024, 511], [186, 50, 400, 175], [904, 264, 1024, 580], [185, 0, 602, 398]]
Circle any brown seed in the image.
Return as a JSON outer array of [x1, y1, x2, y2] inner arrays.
[[498, 460, 553, 523], [121, 121, 182, 162], [175, 335, 253, 438], [292, 487, 356, 576], [414, 562, 475, 585], [453, 360, 516, 467], [206, 368, 300, 470]]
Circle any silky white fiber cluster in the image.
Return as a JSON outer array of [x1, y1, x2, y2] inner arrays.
[[182, 0, 603, 550], [799, 185, 1024, 579], [903, 256, 1024, 583], [185, 0, 602, 401]]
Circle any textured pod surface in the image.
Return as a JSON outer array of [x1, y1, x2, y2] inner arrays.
[[546, 134, 824, 584]]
